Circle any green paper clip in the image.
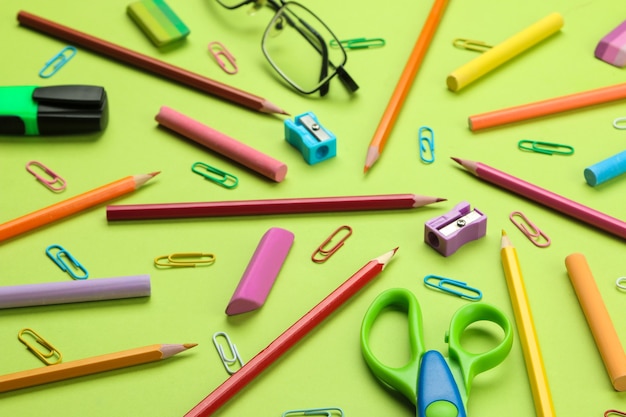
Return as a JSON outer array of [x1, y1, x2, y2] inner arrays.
[[330, 37, 385, 49], [424, 274, 482, 301], [191, 162, 238, 189], [518, 140, 574, 156], [282, 407, 344, 417]]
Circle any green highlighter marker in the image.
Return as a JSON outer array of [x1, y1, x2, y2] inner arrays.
[[0, 85, 108, 135]]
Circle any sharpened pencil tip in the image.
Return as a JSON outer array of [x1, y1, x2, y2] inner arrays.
[[450, 157, 461, 164], [148, 171, 161, 177], [183, 343, 198, 349], [435, 198, 447, 202], [501, 229, 507, 236]]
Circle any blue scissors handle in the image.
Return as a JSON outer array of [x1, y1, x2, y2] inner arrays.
[[360, 288, 424, 405]]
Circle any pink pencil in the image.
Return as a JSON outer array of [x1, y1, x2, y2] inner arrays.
[[452, 157, 626, 240], [184, 248, 398, 416]]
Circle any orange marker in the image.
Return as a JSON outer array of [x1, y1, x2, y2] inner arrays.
[[0, 172, 158, 243], [565, 253, 626, 391], [469, 82, 626, 131], [363, 0, 449, 173]]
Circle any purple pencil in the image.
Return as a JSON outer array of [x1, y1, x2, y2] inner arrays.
[[0, 275, 151, 308], [452, 157, 626, 240]]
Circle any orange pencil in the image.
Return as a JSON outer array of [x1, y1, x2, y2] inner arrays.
[[363, 0, 449, 173], [565, 253, 626, 391], [0, 172, 158, 243], [0, 343, 196, 392], [469, 82, 626, 131]]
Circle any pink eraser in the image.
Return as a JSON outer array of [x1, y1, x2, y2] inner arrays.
[[155, 106, 288, 182], [226, 227, 294, 315], [595, 20, 626, 67]]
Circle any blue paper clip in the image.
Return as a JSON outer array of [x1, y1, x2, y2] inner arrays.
[[282, 407, 344, 417], [45, 244, 88, 280], [418, 126, 434, 163], [192, 162, 238, 189], [424, 274, 482, 301], [39, 46, 77, 78], [285, 112, 336, 165]]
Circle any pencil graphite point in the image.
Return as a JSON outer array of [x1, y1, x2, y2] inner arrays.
[[149, 171, 161, 177], [184, 343, 198, 349]]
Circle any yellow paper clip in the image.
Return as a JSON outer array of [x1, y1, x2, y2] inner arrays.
[[518, 140, 574, 156], [18, 328, 63, 366], [25, 160, 67, 192], [330, 37, 385, 49], [418, 126, 434, 164], [45, 244, 88, 280], [424, 274, 482, 301], [39, 46, 77, 78], [154, 252, 216, 268], [212, 331, 245, 375], [452, 38, 493, 52], [192, 161, 238, 189], [311, 225, 352, 263], [208, 41, 238, 74], [282, 408, 344, 417], [509, 211, 551, 247]]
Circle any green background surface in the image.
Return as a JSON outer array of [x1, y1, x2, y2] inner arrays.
[[1, 0, 626, 416]]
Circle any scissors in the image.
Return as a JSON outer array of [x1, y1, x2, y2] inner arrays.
[[360, 288, 513, 417]]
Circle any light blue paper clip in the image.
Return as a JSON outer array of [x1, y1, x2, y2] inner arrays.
[[282, 407, 344, 417], [285, 112, 336, 165], [45, 244, 88, 280], [418, 126, 434, 163], [39, 46, 77, 78], [423, 274, 482, 301]]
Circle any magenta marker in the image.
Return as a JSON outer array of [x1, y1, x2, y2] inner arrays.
[[226, 228, 294, 315]]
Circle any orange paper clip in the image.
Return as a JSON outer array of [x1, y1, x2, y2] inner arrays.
[[311, 225, 352, 263], [25, 160, 66, 192], [208, 41, 238, 74], [605, 410, 626, 417], [509, 211, 551, 247]]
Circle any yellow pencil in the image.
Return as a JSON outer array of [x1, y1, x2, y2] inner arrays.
[[0, 343, 196, 393], [500, 230, 555, 417], [447, 13, 563, 92]]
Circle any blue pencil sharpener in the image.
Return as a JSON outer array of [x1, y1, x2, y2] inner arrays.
[[285, 112, 336, 165]]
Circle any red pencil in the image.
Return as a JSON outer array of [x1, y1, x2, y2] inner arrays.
[[107, 194, 446, 221], [184, 248, 398, 417]]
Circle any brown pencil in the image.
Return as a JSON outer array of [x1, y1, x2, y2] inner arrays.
[[17, 11, 287, 115]]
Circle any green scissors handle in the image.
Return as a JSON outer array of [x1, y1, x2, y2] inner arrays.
[[360, 288, 513, 413]]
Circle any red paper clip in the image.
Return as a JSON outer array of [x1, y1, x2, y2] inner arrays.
[[311, 225, 352, 263], [25, 160, 67, 192], [509, 211, 550, 247]]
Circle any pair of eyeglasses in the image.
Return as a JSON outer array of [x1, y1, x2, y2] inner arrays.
[[216, 0, 359, 96]]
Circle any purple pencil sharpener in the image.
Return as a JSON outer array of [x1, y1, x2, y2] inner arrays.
[[424, 201, 487, 256]]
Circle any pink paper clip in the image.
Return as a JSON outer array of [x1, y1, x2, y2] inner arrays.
[[509, 211, 551, 247], [208, 41, 238, 74], [25, 160, 67, 192]]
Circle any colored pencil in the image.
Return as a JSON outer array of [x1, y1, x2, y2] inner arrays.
[[17, 11, 287, 115], [106, 194, 446, 221], [447, 13, 563, 92], [565, 253, 626, 391], [0, 275, 151, 309], [0, 173, 158, 243], [184, 248, 398, 417], [500, 231, 556, 417], [468, 81, 626, 131], [363, 0, 449, 173], [0, 343, 196, 393], [452, 157, 626, 240]]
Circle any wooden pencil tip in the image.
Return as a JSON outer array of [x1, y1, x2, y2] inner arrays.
[[183, 343, 198, 349], [435, 198, 447, 202], [450, 157, 461, 164]]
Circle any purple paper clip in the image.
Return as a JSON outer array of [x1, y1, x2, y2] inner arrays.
[[424, 201, 487, 256], [26, 160, 66, 192]]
